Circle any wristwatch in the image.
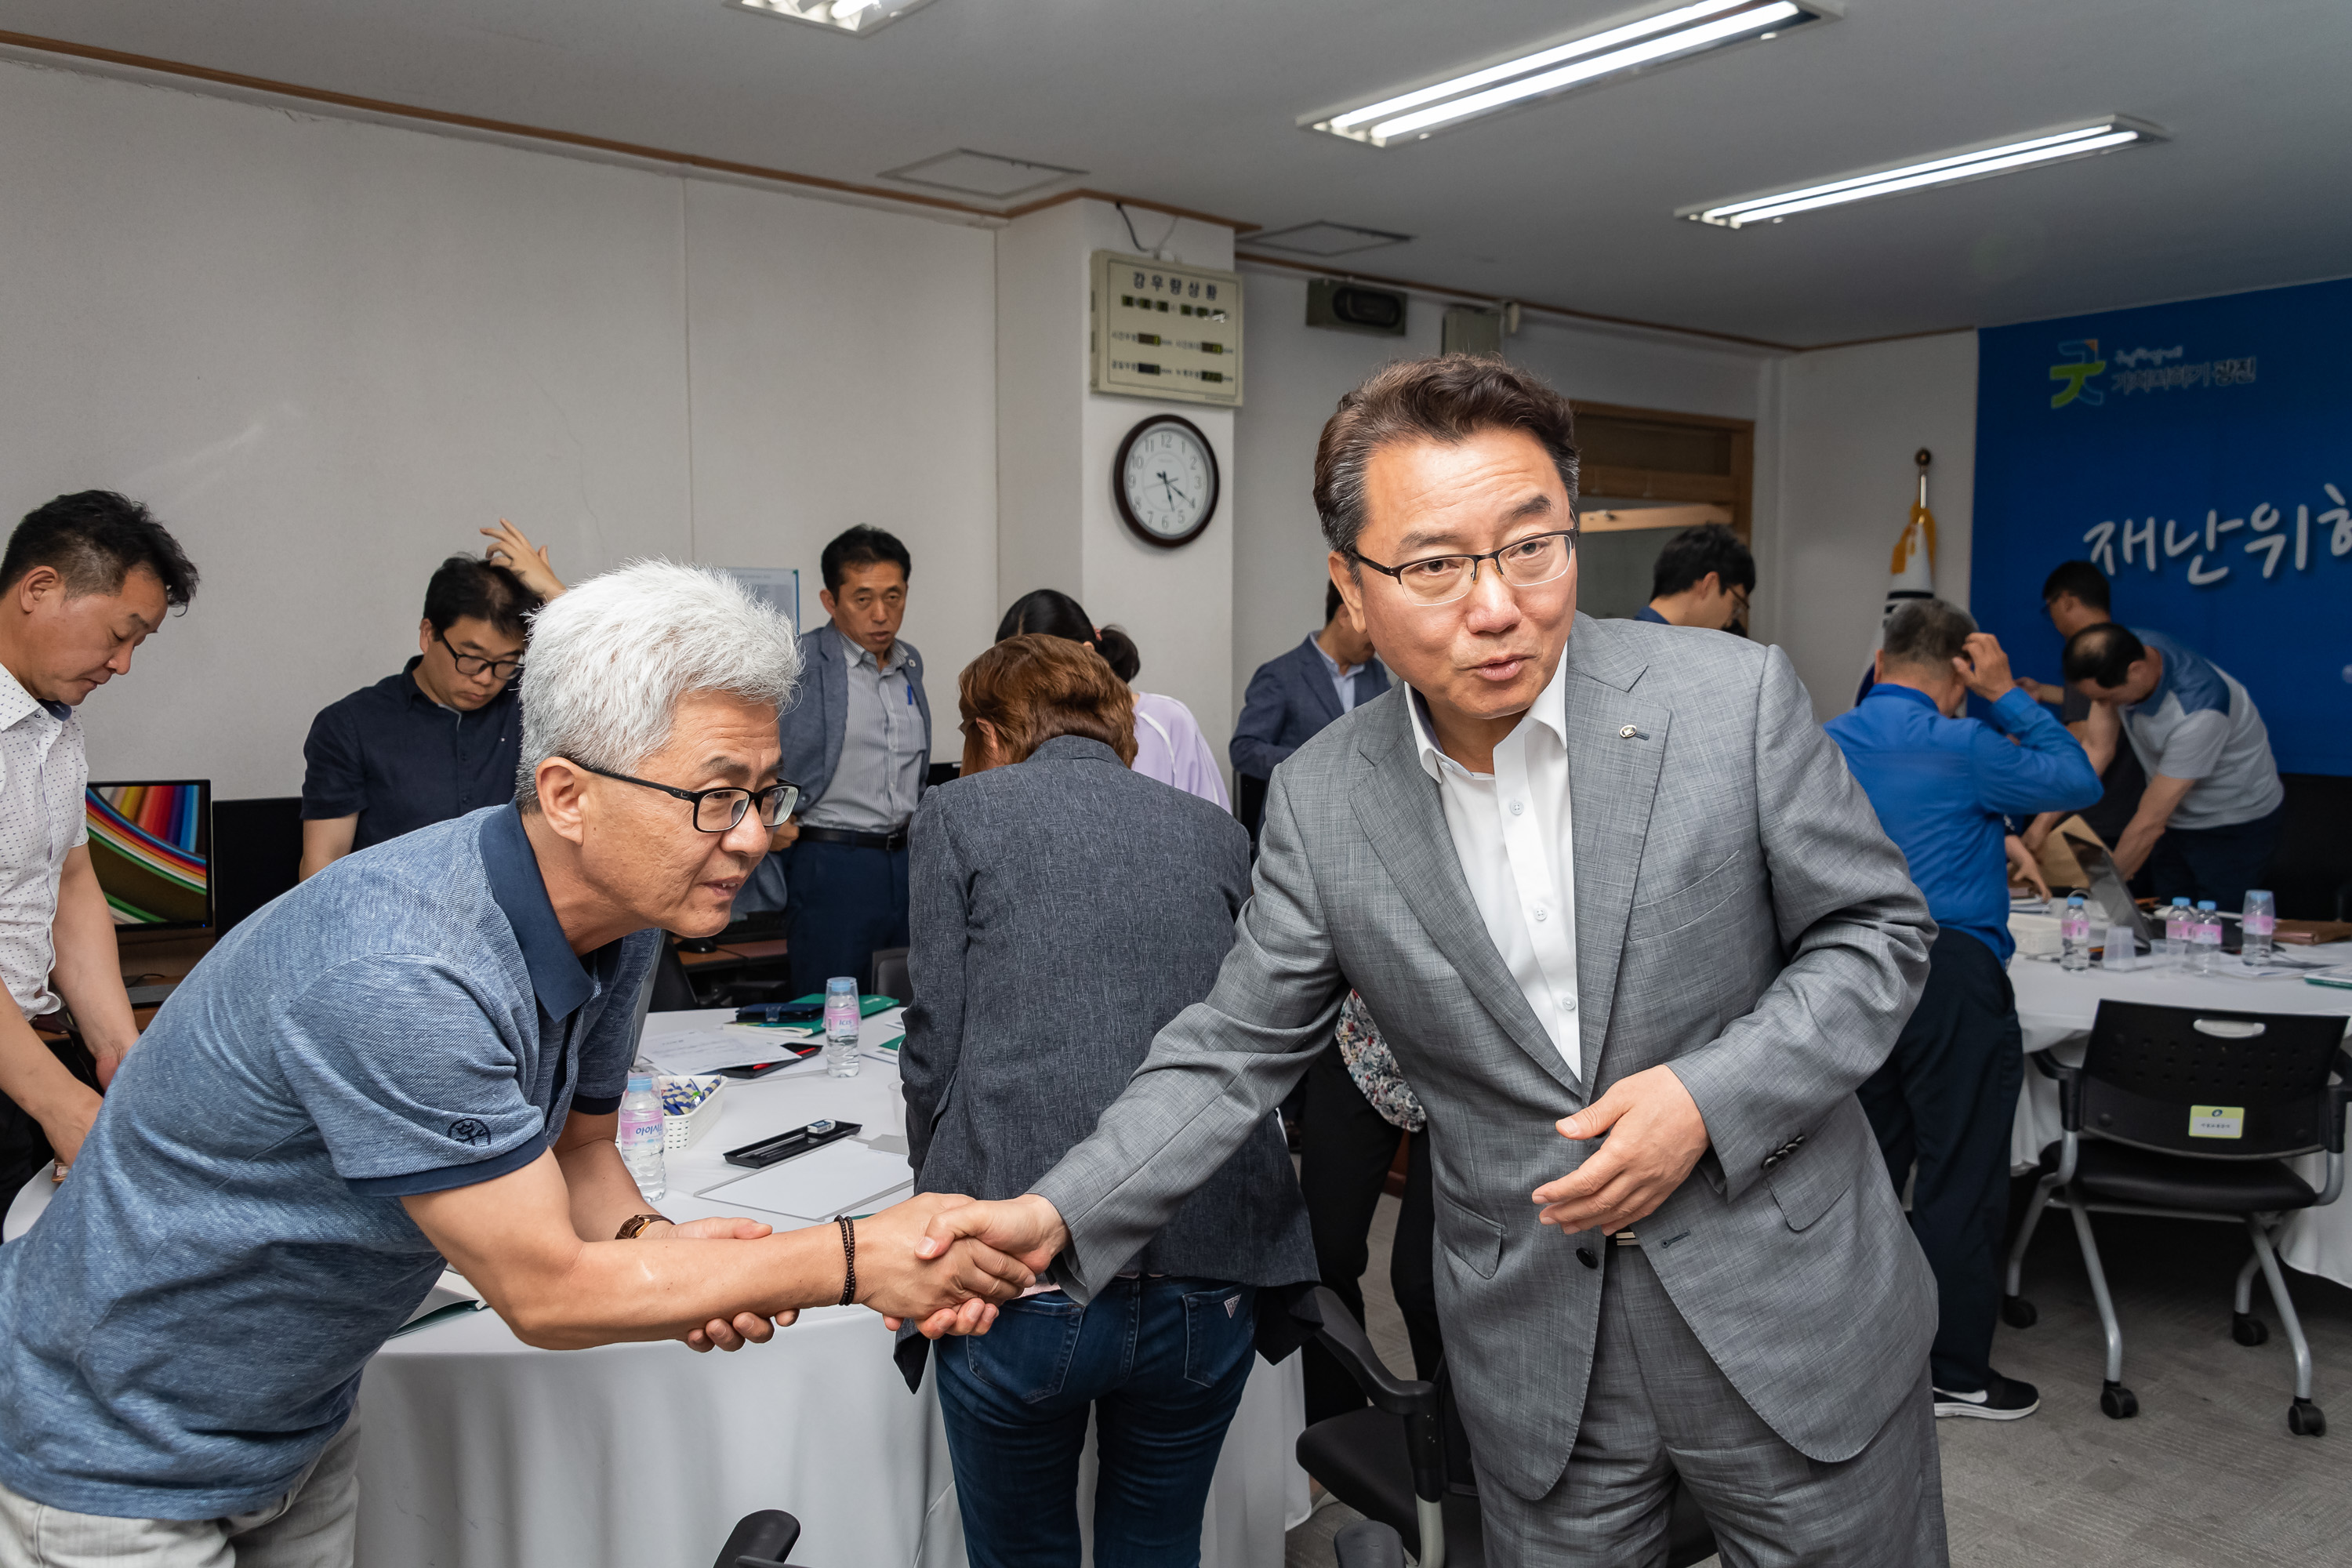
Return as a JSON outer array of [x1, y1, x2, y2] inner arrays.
[[615, 1213, 667, 1240]]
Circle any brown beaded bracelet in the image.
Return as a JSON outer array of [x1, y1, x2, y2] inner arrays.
[[835, 1214, 857, 1306]]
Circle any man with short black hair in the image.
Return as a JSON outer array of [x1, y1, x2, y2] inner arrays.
[[1636, 521, 1752, 631], [1231, 579, 1391, 786], [744, 524, 932, 996], [1828, 598, 2101, 1425], [0, 490, 198, 1198], [299, 523, 563, 878], [2063, 622, 2285, 907]]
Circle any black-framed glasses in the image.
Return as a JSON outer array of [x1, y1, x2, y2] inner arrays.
[[1350, 528, 1579, 606], [436, 630, 524, 682], [577, 764, 800, 833]]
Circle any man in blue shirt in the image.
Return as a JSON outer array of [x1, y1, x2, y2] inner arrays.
[[1231, 581, 1390, 811], [1828, 598, 2101, 1425], [299, 527, 565, 878], [0, 563, 1025, 1563], [1634, 521, 1752, 632]]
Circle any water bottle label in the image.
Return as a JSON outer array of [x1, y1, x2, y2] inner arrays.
[[2245, 913, 2275, 935], [2062, 915, 2089, 939]]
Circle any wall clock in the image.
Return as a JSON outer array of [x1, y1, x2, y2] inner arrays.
[[1113, 414, 1218, 549]]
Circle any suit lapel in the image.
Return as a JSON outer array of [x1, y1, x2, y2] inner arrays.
[[1561, 621, 1671, 1086], [819, 632, 848, 792], [1296, 640, 1345, 728], [1352, 697, 1582, 1098]]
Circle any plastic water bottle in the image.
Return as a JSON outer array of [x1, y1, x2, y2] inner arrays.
[[824, 976, 862, 1079], [618, 1072, 666, 1200], [2060, 895, 2092, 971], [2193, 900, 2223, 975], [2243, 889, 2277, 964], [2163, 898, 2194, 972]]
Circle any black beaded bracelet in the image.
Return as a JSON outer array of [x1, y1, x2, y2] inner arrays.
[[835, 1214, 857, 1306]]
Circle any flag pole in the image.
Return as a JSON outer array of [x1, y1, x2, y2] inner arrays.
[[1915, 447, 1931, 510]]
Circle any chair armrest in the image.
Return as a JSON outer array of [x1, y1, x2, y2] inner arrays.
[[2028, 1048, 2085, 1130], [1306, 1286, 1434, 1417], [2326, 1048, 2352, 1157]]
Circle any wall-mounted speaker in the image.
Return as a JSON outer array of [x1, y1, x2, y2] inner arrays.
[[1306, 278, 1408, 337]]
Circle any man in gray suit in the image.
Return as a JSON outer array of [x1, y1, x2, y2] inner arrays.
[[740, 525, 933, 996], [910, 356, 1944, 1563]]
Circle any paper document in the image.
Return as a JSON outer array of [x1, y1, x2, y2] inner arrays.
[[395, 1270, 487, 1336], [699, 1140, 913, 1221], [640, 1028, 811, 1076]]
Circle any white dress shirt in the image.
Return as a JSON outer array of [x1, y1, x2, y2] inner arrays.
[[1407, 655, 1581, 1087], [0, 667, 86, 1021]]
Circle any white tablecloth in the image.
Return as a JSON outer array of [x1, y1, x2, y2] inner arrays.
[[2005, 952, 2352, 1287], [5, 1008, 1309, 1567]]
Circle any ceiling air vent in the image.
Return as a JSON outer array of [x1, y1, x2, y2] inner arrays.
[[880, 149, 1086, 201]]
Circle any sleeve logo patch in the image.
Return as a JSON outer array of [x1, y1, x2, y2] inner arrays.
[[448, 1118, 493, 1146], [2188, 1106, 2245, 1140]]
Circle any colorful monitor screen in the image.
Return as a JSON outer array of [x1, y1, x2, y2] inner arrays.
[[85, 780, 212, 931]]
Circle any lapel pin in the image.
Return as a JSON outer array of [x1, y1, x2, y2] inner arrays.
[[1618, 724, 1641, 739]]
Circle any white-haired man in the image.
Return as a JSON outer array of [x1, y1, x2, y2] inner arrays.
[[0, 562, 1030, 1564]]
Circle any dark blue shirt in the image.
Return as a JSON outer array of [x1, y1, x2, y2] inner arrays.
[[1635, 604, 1671, 624], [301, 656, 522, 851], [1825, 684, 2103, 965], [0, 805, 655, 1519]]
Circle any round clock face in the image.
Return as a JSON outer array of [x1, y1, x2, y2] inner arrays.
[[1116, 416, 1218, 548]]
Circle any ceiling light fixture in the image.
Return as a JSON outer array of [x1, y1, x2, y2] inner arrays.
[[723, 0, 937, 37], [1681, 117, 2164, 227], [1305, 0, 1835, 147]]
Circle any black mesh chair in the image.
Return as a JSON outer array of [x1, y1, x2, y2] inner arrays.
[[1295, 1287, 1716, 1568], [2001, 999, 2350, 1434], [713, 1510, 805, 1567], [869, 946, 912, 1007]]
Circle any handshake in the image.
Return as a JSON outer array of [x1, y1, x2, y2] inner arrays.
[[670, 1191, 1076, 1352]]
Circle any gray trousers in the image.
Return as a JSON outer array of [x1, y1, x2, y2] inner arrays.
[[1479, 1247, 1949, 1566], [0, 1421, 360, 1568]]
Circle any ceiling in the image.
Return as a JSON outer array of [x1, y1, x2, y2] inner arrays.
[[6, 0, 2349, 347]]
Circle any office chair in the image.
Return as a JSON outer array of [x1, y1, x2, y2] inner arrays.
[[1333, 1518, 1406, 1568], [713, 1510, 805, 1568], [2001, 1000, 2350, 1434], [1294, 1287, 1717, 1568], [870, 946, 912, 1007]]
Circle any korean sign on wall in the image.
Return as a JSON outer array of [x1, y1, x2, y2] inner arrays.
[[1974, 276, 2352, 775]]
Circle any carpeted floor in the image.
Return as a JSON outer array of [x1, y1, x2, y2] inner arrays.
[[1286, 1182, 2352, 1567]]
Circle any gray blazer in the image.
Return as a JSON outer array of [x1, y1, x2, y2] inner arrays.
[[901, 735, 1314, 1286], [1029, 615, 1939, 1500], [778, 625, 933, 811]]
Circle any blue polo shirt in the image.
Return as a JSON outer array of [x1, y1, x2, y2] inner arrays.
[[301, 657, 524, 852], [1635, 604, 1671, 624], [1826, 684, 2103, 964], [0, 806, 656, 1519]]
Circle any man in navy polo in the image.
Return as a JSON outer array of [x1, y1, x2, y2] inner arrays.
[[1635, 522, 1752, 632], [299, 527, 564, 878], [0, 563, 1026, 1565], [1827, 598, 2102, 1426]]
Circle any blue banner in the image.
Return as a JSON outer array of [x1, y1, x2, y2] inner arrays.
[[1974, 277, 2352, 775]]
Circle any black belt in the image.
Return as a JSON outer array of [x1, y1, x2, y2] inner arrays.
[[797, 825, 909, 851]]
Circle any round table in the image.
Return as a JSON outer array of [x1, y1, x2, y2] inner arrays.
[[2005, 950, 2352, 1287], [5, 1008, 1310, 1568]]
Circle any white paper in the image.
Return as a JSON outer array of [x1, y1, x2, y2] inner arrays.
[[699, 1140, 913, 1221], [401, 1269, 485, 1327], [639, 1027, 811, 1076]]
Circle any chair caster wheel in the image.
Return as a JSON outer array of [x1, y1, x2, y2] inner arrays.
[[2100, 1382, 2138, 1420], [2232, 1312, 2270, 1347], [2001, 1296, 2038, 1329], [2288, 1399, 2325, 1437]]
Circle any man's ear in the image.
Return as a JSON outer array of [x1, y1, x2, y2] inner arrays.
[[1328, 553, 1365, 631], [533, 758, 591, 847], [417, 619, 435, 656], [13, 564, 60, 615], [818, 588, 838, 619], [1871, 648, 1887, 684]]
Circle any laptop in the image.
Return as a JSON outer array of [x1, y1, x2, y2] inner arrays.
[[2062, 834, 2155, 953]]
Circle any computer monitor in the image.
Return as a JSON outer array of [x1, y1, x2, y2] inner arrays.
[[85, 779, 212, 932]]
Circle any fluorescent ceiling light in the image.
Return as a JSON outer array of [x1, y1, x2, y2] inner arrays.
[[1682, 117, 2164, 226], [1306, 0, 1835, 147], [723, 0, 937, 37]]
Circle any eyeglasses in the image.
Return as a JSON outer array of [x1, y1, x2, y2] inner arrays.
[[1350, 529, 1579, 606], [576, 764, 800, 833], [436, 630, 524, 682]]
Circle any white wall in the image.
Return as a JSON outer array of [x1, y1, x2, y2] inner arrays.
[[1230, 267, 1773, 726], [1762, 330, 1979, 719], [0, 59, 997, 797]]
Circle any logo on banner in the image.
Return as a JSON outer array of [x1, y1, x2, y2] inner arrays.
[[2049, 337, 2256, 407], [2049, 339, 2105, 408]]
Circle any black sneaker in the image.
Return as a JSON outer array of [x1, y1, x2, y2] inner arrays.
[[1933, 1373, 2040, 1421]]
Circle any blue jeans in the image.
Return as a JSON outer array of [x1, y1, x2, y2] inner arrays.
[[934, 1276, 1258, 1568]]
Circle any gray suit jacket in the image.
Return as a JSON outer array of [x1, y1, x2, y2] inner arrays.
[[1029, 615, 1938, 1500], [778, 625, 933, 811]]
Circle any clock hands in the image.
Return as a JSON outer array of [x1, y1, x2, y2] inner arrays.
[[1156, 470, 1192, 508]]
